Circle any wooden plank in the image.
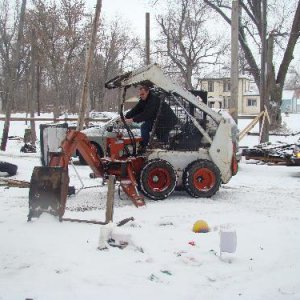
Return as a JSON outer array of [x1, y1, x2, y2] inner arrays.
[[105, 175, 115, 223], [245, 155, 287, 164], [77, 0, 102, 131], [61, 218, 106, 225], [0, 178, 30, 188], [239, 111, 264, 140]]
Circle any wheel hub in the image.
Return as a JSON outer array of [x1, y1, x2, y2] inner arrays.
[[152, 175, 159, 183], [196, 176, 203, 183], [193, 168, 215, 191], [147, 168, 171, 192]]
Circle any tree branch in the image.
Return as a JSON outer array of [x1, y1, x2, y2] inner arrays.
[[276, 0, 300, 86]]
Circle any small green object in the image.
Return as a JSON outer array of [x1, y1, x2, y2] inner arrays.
[[160, 270, 172, 276], [149, 274, 160, 281]]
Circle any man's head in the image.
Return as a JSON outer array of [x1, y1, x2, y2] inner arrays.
[[138, 85, 150, 101]]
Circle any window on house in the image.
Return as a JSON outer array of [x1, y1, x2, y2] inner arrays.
[[223, 97, 230, 109], [223, 80, 230, 92], [208, 101, 215, 108], [208, 81, 214, 92], [247, 98, 257, 106]]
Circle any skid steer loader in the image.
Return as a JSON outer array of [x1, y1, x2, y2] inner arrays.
[[28, 64, 238, 220]]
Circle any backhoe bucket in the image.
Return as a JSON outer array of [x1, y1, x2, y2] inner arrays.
[[28, 166, 69, 221]]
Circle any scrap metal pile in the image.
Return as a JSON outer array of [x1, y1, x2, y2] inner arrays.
[[242, 139, 300, 165]]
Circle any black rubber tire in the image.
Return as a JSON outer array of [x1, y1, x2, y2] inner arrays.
[[140, 159, 177, 200], [78, 143, 104, 165], [0, 161, 18, 176], [183, 160, 221, 198]]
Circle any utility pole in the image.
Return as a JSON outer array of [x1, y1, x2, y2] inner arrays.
[[230, 0, 239, 124], [264, 33, 274, 138], [29, 29, 37, 144], [77, 0, 102, 131], [1, 0, 27, 151], [145, 12, 150, 65], [259, 0, 269, 143]]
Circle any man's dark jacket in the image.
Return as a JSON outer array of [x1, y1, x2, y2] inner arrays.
[[125, 91, 178, 134], [125, 91, 160, 123]]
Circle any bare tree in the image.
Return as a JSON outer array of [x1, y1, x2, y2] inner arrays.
[[155, 0, 229, 89], [0, 0, 14, 113], [0, 0, 141, 120], [203, 0, 300, 129], [0, 0, 27, 151], [285, 64, 300, 89], [28, 0, 89, 117], [77, 0, 102, 131], [90, 18, 141, 111]]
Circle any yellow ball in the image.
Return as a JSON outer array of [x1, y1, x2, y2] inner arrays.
[[192, 220, 209, 233]]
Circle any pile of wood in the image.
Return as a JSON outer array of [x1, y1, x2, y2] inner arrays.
[[242, 141, 298, 165]]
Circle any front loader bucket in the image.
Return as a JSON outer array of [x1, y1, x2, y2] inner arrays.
[[28, 166, 69, 221]]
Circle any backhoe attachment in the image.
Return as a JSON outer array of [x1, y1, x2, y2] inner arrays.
[[28, 127, 146, 221]]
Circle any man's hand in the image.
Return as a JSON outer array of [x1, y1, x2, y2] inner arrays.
[[125, 118, 134, 123]]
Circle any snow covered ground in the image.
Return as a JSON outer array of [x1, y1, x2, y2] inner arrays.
[[0, 113, 300, 300]]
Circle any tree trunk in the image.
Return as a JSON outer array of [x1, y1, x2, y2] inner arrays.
[[269, 80, 282, 130], [203, 0, 300, 130], [36, 62, 41, 116], [1, 0, 27, 151], [259, 0, 268, 142], [53, 73, 60, 120], [230, 0, 239, 124], [77, 0, 102, 131]]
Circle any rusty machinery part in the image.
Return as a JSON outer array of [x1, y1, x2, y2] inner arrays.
[[50, 130, 104, 176], [119, 156, 145, 207], [231, 142, 239, 176], [182, 160, 221, 198], [28, 128, 147, 220], [106, 136, 143, 160], [140, 159, 177, 200], [78, 141, 104, 165], [28, 166, 69, 221]]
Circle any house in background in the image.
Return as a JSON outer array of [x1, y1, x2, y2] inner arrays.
[[281, 89, 300, 113], [198, 77, 260, 115], [242, 83, 260, 115], [120, 77, 300, 116]]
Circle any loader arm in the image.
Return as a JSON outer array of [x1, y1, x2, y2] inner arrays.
[[105, 63, 223, 124]]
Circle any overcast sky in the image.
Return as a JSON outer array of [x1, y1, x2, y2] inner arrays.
[[85, 0, 156, 38], [84, 0, 300, 71]]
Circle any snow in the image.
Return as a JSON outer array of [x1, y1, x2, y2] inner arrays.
[[0, 113, 300, 300]]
